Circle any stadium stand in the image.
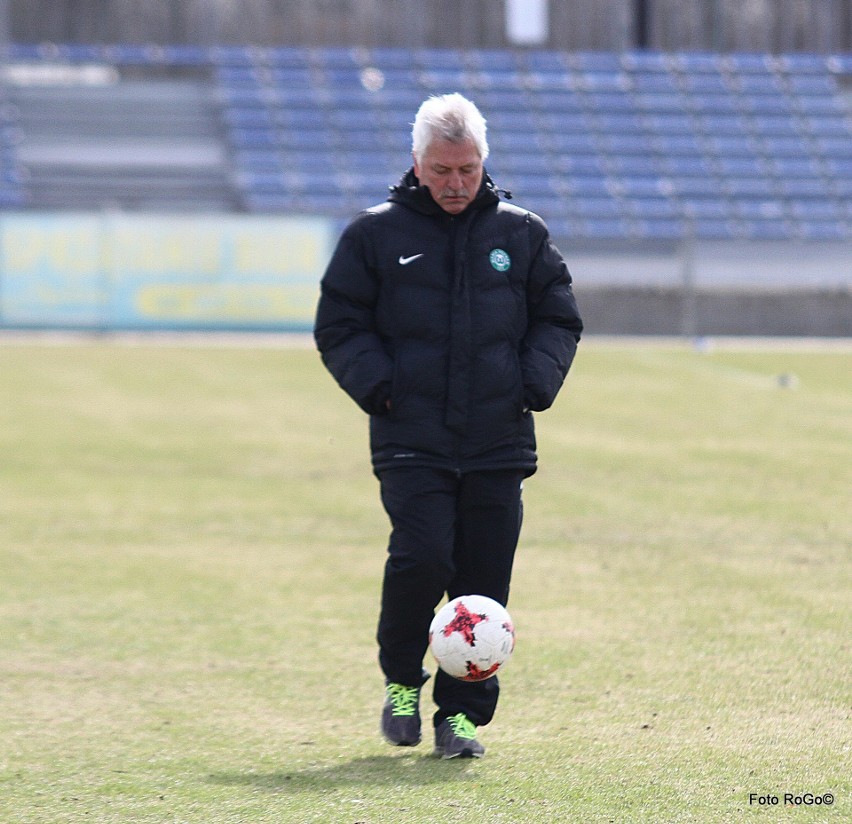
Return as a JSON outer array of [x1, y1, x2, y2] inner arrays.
[[0, 85, 26, 208], [1, 43, 851, 242]]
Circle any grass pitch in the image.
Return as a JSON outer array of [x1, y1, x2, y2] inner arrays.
[[0, 336, 849, 823]]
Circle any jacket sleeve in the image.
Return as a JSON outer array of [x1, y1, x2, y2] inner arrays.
[[520, 219, 583, 412], [314, 218, 393, 416]]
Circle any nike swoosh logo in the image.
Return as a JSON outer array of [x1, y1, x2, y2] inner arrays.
[[398, 254, 424, 265]]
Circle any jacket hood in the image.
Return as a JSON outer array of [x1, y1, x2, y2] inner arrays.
[[388, 167, 510, 216]]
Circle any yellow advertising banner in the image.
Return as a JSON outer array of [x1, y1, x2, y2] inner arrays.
[[0, 212, 335, 329]]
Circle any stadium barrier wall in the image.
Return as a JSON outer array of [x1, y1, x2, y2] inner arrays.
[[565, 238, 852, 337], [0, 212, 334, 331], [1, 212, 848, 336]]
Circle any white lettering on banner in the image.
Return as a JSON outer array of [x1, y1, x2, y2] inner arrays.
[[0, 213, 335, 329]]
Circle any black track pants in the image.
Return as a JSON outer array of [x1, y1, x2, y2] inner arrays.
[[376, 466, 525, 727]]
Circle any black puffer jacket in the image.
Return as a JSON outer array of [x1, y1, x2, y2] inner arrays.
[[314, 168, 583, 476]]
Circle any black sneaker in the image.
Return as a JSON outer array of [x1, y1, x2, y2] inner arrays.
[[381, 682, 422, 746], [433, 713, 485, 759]]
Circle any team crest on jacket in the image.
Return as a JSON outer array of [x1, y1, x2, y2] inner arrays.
[[489, 248, 511, 272]]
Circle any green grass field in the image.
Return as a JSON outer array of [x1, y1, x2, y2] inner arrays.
[[1, 337, 849, 823]]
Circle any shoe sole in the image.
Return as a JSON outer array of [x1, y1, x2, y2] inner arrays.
[[432, 746, 484, 759]]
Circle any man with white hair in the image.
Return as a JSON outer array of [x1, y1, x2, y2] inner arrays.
[[315, 93, 582, 759]]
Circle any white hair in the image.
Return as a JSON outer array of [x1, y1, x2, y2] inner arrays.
[[411, 93, 489, 163]]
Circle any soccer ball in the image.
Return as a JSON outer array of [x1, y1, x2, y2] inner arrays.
[[428, 595, 515, 682]]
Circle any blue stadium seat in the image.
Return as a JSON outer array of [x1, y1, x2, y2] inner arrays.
[[675, 52, 725, 73], [595, 112, 646, 133], [644, 113, 694, 134], [474, 69, 528, 91], [368, 48, 415, 70], [751, 114, 805, 136], [420, 69, 474, 93], [795, 95, 845, 115], [814, 136, 852, 158], [265, 47, 313, 67], [571, 52, 623, 72], [697, 113, 750, 134], [205, 44, 852, 238], [602, 134, 656, 155], [796, 220, 849, 240], [371, 67, 421, 91], [523, 51, 570, 72], [778, 54, 828, 74], [274, 128, 336, 149], [494, 153, 552, 175], [660, 156, 715, 177], [608, 154, 661, 177], [724, 177, 776, 197], [625, 196, 680, 218], [529, 90, 585, 111], [681, 198, 733, 220], [739, 219, 793, 240], [586, 92, 634, 111], [474, 88, 531, 111], [690, 219, 737, 240], [689, 93, 742, 114], [769, 156, 821, 176], [736, 73, 786, 95], [284, 144, 338, 171], [329, 107, 382, 130], [726, 53, 776, 73], [732, 198, 785, 220], [633, 92, 688, 113], [629, 72, 680, 93], [787, 199, 843, 221], [566, 176, 614, 198], [830, 178, 852, 198], [708, 136, 760, 158], [516, 194, 566, 221], [525, 70, 573, 91], [546, 133, 599, 154], [827, 54, 852, 74], [803, 115, 852, 137], [632, 218, 686, 240], [683, 72, 732, 95], [484, 110, 539, 133], [489, 131, 546, 152], [323, 68, 368, 90], [569, 196, 625, 219], [788, 74, 838, 96], [278, 108, 328, 129], [467, 50, 519, 72], [555, 155, 607, 176], [576, 218, 632, 239], [670, 176, 725, 198], [655, 134, 705, 156], [234, 149, 285, 172], [621, 51, 672, 72], [777, 178, 831, 198], [315, 47, 366, 70], [224, 108, 275, 129], [823, 158, 852, 177], [416, 48, 466, 70], [741, 94, 795, 115], [371, 88, 425, 112]]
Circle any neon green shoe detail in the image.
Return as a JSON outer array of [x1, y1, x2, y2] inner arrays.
[[447, 713, 477, 739], [434, 713, 485, 759], [381, 682, 422, 746]]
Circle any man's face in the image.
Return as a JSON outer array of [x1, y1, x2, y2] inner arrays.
[[413, 138, 484, 214]]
